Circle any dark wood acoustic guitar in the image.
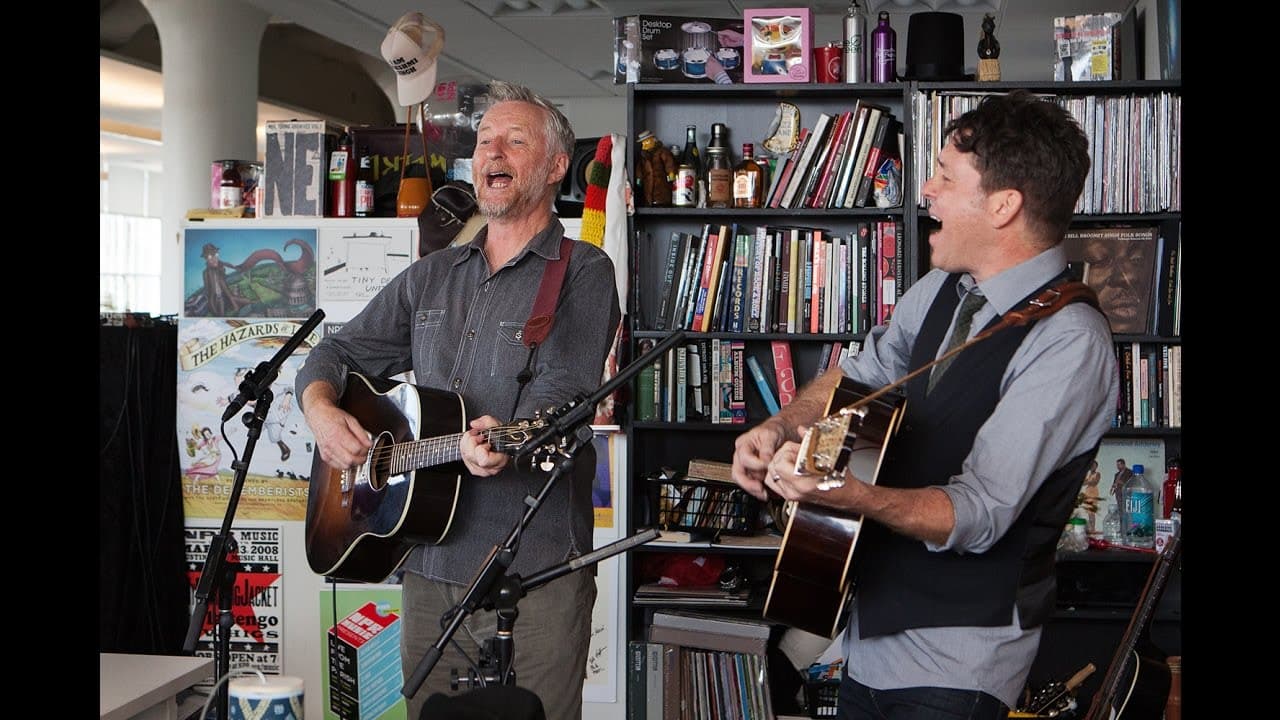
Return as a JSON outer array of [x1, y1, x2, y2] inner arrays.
[[304, 372, 545, 583], [1083, 535, 1180, 719], [763, 377, 907, 638]]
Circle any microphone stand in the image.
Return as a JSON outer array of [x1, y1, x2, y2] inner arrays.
[[451, 528, 661, 691], [182, 309, 324, 720], [402, 329, 687, 700]]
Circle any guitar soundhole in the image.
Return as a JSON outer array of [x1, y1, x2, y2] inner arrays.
[[368, 432, 394, 491]]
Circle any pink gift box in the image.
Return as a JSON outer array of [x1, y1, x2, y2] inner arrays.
[[743, 7, 812, 83]]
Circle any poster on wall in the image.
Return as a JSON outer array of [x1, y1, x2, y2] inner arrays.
[[316, 226, 415, 320], [185, 522, 286, 683], [583, 551, 620, 704], [318, 586, 408, 720], [183, 226, 318, 318], [177, 317, 318, 520]]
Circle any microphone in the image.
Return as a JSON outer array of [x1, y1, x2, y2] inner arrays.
[[222, 309, 325, 421]]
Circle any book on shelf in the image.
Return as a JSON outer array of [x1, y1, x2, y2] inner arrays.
[[805, 110, 851, 208], [686, 458, 733, 484], [767, 126, 808, 209], [1153, 231, 1180, 337], [842, 103, 888, 208], [1063, 225, 1160, 335], [856, 116, 901, 208], [655, 231, 688, 331], [649, 610, 770, 656], [745, 354, 781, 415], [635, 338, 658, 421], [634, 582, 751, 607], [715, 531, 782, 548], [770, 340, 796, 407], [781, 112, 833, 209]]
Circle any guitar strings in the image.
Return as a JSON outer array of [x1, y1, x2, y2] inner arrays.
[[361, 427, 539, 465]]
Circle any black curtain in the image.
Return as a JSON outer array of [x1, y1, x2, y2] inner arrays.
[[100, 322, 190, 653]]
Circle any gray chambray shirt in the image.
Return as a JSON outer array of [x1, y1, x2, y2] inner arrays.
[[296, 217, 621, 585]]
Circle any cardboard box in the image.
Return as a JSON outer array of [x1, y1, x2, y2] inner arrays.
[[614, 15, 746, 84], [743, 7, 812, 83], [262, 120, 340, 217], [1053, 13, 1123, 81], [328, 601, 402, 720]]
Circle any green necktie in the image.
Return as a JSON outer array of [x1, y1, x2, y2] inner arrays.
[[928, 292, 987, 394]]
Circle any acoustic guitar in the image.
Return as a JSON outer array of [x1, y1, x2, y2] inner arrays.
[[762, 377, 907, 638], [304, 372, 545, 583], [1083, 535, 1180, 720]]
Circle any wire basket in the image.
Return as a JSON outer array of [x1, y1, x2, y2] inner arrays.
[[645, 476, 760, 537], [804, 680, 840, 718]]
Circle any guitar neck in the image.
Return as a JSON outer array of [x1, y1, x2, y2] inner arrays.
[[391, 426, 521, 475], [1084, 537, 1181, 720], [393, 432, 467, 475]]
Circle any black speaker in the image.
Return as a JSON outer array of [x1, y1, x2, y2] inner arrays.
[[556, 136, 602, 218]]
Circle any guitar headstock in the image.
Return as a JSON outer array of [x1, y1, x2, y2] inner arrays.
[[794, 408, 860, 490], [488, 418, 548, 454]]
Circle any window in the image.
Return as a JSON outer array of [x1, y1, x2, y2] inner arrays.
[[100, 212, 162, 314]]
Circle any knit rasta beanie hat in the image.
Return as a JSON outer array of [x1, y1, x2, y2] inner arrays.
[[579, 135, 613, 247]]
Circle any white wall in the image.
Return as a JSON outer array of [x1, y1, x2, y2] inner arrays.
[[102, 162, 164, 217]]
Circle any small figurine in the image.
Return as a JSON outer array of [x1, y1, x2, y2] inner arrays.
[[977, 14, 1001, 81]]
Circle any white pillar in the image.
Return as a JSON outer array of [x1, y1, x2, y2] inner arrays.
[[141, 0, 269, 315]]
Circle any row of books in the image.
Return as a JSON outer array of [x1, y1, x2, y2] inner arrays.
[[649, 219, 905, 335], [911, 90, 1181, 215], [766, 101, 903, 211], [627, 611, 774, 720], [1115, 342, 1181, 429], [634, 338, 856, 423]]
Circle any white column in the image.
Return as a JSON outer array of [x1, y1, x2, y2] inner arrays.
[[141, 0, 269, 315]]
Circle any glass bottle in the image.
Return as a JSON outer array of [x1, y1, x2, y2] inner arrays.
[[705, 147, 733, 209], [1122, 463, 1155, 548], [733, 142, 764, 209], [1102, 503, 1123, 544], [682, 125, 702, 180], [217, 160, 243, 209], [355, 147, 376, 218], [871, 11, 896, 83], [1169, 469, 1182, 527]]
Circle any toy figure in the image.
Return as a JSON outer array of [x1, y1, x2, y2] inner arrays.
[[977, 14, 1001, 81]]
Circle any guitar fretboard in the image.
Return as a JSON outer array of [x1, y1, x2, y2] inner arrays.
[[390, 432, 465, 475]]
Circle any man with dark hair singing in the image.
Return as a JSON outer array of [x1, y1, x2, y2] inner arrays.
[[731, 90, 1118, 719]]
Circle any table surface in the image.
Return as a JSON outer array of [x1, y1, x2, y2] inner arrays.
[[100, 653, 215, 720]]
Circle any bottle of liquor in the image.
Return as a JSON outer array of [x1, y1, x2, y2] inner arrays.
[[355, 147, 376, 218], [1122, 463, 1155, 548], [733, 142, 764, 209], [705, 124, 733, 209], [217, 160, 243, 209], [328, 131, 355, 217], [682, 125, 702, 178], [871, 11, 896, 83], [682, 125, 702, 204]]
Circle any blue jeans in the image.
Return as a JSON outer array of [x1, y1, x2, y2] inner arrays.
[[836, 673, 1009, 720]]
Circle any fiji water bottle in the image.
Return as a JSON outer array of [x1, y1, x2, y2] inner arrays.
[[1122, 463, 1155, 548]]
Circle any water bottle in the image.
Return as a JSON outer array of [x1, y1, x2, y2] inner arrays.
[[842, 1, 867, 83], [871, 11, 896, 83], [1102, 503, 1123, 544], [1122, 463, 1155, 548]]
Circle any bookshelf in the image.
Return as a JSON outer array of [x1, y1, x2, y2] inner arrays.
[[622, 80, 1181, 716]]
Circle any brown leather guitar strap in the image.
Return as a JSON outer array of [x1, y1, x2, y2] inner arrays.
[[523, 237, 575, 349], [844, 280, 1098, 412], [508, 237, 574, 418]]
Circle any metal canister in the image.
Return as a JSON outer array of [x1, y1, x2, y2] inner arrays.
[[673, 164, 697, 207], [843, 1, 867, 83]]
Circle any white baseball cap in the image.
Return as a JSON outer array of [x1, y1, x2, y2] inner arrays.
[[381, 12, 446, 107]]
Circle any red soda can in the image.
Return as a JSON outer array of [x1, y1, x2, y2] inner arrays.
[[674, 165, 696, 207]]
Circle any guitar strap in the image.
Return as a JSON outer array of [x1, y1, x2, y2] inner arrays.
[[508, 237, 575, 419]]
